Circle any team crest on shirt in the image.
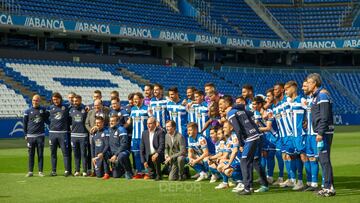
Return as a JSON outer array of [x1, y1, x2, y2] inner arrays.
[[61, 106, 65, 110], [101, 133, 105, 137], [74, 114, 82, 122], [95, 139, 103, 147], [155, 106, 161, 111], [118, 112, 122, 117], [33, 115, 42, 123], [171, 112, 178, 117], [115, 131, 118, 136], [39, 110, 43, 114], [54, 112, 63, 120], [81, 109, 85, 113], [134, 116, 141, 121]]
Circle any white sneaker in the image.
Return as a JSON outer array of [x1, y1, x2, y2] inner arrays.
[[292, 181, 304, 191], [26, 172, 33, 177], [191, 173, 200, 179], [209, 174, 218, 183], [273, 177, 284, 186], [195, 173, 207, 182], [38, 172, 45, 177], [232, 182, 245, 192], [229, 181, 236, 187], [74, 172, 81, 177], [215, 182, 229, 189], [82, 172, 87, 177], [267, 176, 274, 184], [279, 179, 295, 188]]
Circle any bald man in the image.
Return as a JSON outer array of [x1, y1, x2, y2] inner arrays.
[[24, 94, 49, 177], [85, 99, 110, 175], [140, 117, 165, 180]]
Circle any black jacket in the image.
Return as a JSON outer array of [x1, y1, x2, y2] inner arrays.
[[140, 127, 165, 163]]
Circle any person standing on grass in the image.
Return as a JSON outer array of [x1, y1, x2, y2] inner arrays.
[[24, 94, 49, 177], [47, 92, 72, 177], [306, 73, 335, 197]]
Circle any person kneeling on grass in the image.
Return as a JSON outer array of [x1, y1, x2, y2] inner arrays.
[[108, 115, 133, 179], [216, 121, 243, 190], [91, 116, 110, 179], [207, 126, 225, 184], [186, 122, 210, 182]]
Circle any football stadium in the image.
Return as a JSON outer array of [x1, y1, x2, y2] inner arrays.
[[0, 0, 360, 202]]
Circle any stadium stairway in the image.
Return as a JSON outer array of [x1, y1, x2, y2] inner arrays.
[[321, 69, 360, 108], [117, 67, 151, 88]]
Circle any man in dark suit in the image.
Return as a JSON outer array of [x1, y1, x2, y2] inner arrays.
[[164, 120, 187, 181], [140, 117, 165, 180]]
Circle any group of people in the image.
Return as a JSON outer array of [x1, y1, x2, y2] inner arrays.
[[23, 72, 335, 197]]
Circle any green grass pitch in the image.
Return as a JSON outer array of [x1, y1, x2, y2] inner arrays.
[[0, 126, 359, 203]]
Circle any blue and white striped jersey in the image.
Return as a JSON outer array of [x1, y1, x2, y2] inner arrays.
[[130, 105, 149, 139], [289, 95, 307, 137], [188, 103, 199, 123], [149, 97, 169, 128], [305, 96, 316, 136], [167, 101, 187, 134], [195, 102, 209, 137]]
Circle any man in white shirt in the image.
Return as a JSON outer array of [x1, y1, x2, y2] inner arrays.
[[140, 117, 165, 180]]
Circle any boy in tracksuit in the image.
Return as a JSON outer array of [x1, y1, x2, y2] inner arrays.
[[91, 116, 110, 179], [108, 115, 133, 179]]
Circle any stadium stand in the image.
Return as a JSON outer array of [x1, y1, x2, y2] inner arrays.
[[331, 71, 360, 99], [207, 0, 280, 39], [13, 0, 210, 34], [213, 66, 360, 114], [124, 63, 241, 98], [1, 59, 143, 105], [267, 2, 360, 39], [0, 81, 29, 117]]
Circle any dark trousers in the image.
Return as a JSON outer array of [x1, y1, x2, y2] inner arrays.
[[109, 151, 133, 178], [27, 136, 45, 172], [71, 137, 88, 173], [67, 133, 72, 173], [240, 139, 268, 191], [94, 156, 109, 178], [319, 133, 334, 189], [49, 133, 71, 173], [117, 151, 132, 173], [146, 154, 162, 178], [87, 135, 93, 173]]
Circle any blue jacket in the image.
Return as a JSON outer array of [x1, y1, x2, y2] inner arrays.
[[47, 104, 70, 133], [311, 87, 334, 136], [23, 106, 49, 137], [69, 105, 88, 137], [91, 128, 109, 158], [108, 125, 129, 156], [227, 104, 261, 146]]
